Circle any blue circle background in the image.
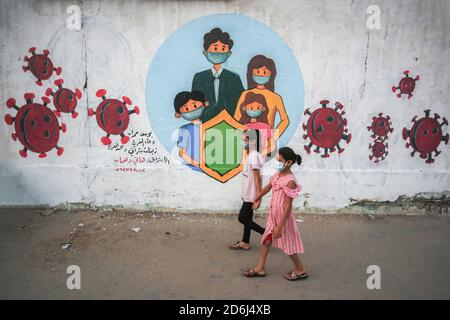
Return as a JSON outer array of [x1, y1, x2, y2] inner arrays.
[[146, 14, 304, 156]]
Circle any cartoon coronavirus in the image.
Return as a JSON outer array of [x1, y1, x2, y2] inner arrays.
[[45, 79, 82, 119], [302, 100, 352, 158], [367, 112, 393, 163], [367, 113, 394, 142], [23, 47, 62, 86], [392, 70, 419, 99], [4, 93, 67, 158], [369, 140, 389, 163], [88, 89, 140, 145], [402, 109, 449, 164]]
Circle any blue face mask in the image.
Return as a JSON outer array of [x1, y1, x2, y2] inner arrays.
[[241, 141, 249, 148], [252, 75, 271, 85], [245, 109, 263, 118], [273, 160, 285, 171], [205, 51, 231, 64], [180, 106, 204, 121]]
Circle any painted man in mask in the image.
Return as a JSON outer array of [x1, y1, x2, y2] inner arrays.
[[192, 27, 244, 122]]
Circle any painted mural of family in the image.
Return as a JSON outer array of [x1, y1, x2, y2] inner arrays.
[[173, 27, 290, 172]]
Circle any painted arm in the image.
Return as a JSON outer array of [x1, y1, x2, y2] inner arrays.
[[233, 91, 245, 122], [273, 95, 290, 141], [228, 75, 245, 116], [191, 73, 200, 92], [179, 148, 200, 167]]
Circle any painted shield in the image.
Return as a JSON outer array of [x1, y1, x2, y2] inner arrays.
[[199, 109, 246, 183]]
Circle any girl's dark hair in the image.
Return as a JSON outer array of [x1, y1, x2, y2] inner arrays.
[[279, 147, 302, 166], [244, 129, 261, 153], [239, 92, 269, 124], [246, 55, 277, 91]]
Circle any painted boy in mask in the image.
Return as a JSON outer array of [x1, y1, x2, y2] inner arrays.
[[174, 90, 209, 171]]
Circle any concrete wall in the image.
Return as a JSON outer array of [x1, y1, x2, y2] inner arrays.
[[1, 0, 449, 212]]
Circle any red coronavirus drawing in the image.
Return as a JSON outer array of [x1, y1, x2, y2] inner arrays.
[[402, 109, 449, 164], [302, 100, 352, 158], [23, 47, 62, 86], [369, 140, 389, 163], [88, 89, 140, 145], [367, 113, 394, 142], [4, 93, 67, 158], [367, 112, 393, 163], [392, 70, 419, 99], [45, 79, 82, 119]]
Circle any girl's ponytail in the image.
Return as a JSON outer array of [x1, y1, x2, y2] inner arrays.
[[296, 153, 302, 166]]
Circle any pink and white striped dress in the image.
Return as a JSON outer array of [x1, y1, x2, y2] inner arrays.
[[261, 171, 304, 255]]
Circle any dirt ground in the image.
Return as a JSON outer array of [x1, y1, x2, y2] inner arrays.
[[0, 207, 449, 299]]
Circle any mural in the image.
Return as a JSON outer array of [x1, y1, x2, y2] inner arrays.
[[367, 113, 393, 163], [23, 47, 62, 86], [402, 109, 449, 163], [45, 79, 82, 119], [392, 70, 420, 99], [302, 100, 351, 158], [88, 89, 140, 145], [146, 14, 304, 182], [4, 93, 66, 158], [2, 16, 448, 171]]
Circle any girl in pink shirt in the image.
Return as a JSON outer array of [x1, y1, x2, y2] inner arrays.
[[229, 129, 266, 251], [244, 147, 308, 281]]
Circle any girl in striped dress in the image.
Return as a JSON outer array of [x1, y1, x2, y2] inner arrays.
[[244, 147, 308, 281]]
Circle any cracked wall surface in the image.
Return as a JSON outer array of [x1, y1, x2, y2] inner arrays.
[[0, 0, 449, 212]]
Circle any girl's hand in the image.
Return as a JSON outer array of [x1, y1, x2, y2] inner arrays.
[[273, 225, 282, 239], [252, 200, 261, 210]]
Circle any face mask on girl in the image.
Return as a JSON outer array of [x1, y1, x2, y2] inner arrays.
[[245, 109, 263, 118], [181, 106, 204, 121], [273, 160, 286, 171], [205, 51, 231, 64], [252, 75, 270, 85]]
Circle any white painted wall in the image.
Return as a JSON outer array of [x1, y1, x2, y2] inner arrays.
[[1, 0, 449, 211]]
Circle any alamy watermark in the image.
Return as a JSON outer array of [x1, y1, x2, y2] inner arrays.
[[66, 265, 81, 290], [366, 265, 381, 290]]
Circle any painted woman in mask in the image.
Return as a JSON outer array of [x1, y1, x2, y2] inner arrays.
[[234, 55, 289, 152], [174, 90, 208, 172], [192, 28, 244, 122]]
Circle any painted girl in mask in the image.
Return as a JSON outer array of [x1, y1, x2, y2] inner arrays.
[[238, 92, 273, 155]]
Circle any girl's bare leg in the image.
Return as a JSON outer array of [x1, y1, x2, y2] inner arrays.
[[253, 240, 272, 273], [288, 253, 306, 274]]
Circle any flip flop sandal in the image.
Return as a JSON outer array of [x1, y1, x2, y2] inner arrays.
[[285, 271, 309, 281], [244, 268, 266, 277], [229, 241, 251, 251]]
